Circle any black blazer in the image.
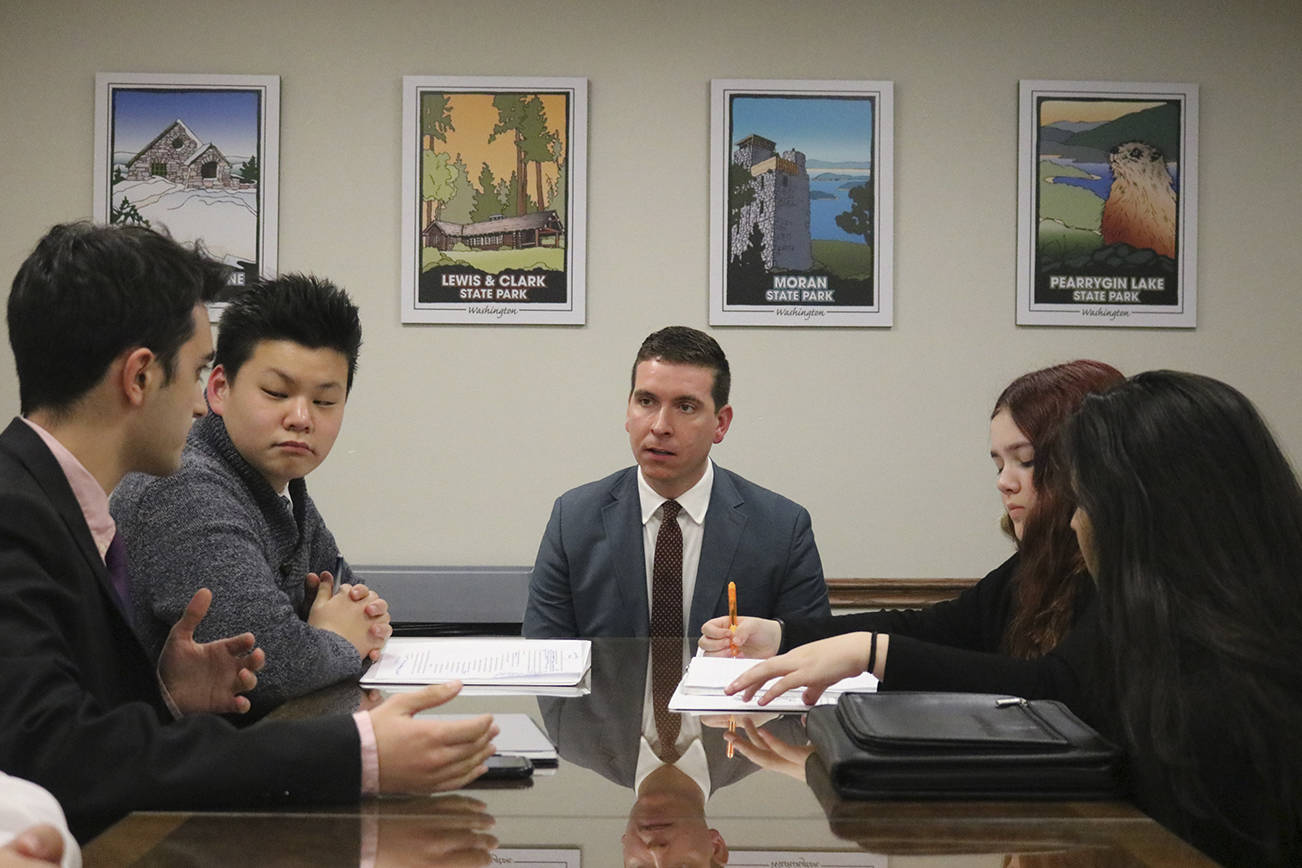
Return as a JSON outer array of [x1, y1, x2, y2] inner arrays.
[[0, 418, 361, 842]]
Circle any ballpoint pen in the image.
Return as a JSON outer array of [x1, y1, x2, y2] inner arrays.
[[728, 580, 738, 658]]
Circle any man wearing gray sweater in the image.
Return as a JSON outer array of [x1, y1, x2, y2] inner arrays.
[[112, 275, 390, 715]]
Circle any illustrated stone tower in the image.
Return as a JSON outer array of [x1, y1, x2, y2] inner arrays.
[[730, 133, 812, 272]]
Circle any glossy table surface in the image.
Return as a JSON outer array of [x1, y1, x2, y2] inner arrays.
[[84, 639, 1216, 866]]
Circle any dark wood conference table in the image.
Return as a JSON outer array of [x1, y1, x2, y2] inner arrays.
[[84, 639, 1216, 866]]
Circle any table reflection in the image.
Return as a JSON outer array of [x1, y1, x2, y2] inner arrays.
[[539, 638, 816, 867], [82, 639, 1217, 866]]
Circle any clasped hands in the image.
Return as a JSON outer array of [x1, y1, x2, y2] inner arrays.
[[306, 569, 393, 662], [159, 571, 392, 716]]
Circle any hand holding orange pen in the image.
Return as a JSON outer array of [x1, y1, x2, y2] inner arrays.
[[728, 580, 738, 658], [728, 580, 740, 757]]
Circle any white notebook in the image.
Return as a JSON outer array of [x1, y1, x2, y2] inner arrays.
[[669, 655, 877, 713]]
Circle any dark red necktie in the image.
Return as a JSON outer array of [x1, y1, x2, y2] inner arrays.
[[650, 500, 683, 639], [649, 500, 685, 761], [650, 637, 683, 762]]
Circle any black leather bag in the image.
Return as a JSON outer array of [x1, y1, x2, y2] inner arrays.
[[806, 692, 1121, 800]]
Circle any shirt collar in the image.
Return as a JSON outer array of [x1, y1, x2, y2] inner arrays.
[[634, 734, 711, 797], [637, 459, 713, 526], [21, 416, 116, 560]]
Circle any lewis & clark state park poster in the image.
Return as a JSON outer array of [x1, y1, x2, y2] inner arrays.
[[709, 79, 894, 327], [401, 76, 587, 325], [1017, 80, 1198, 328]]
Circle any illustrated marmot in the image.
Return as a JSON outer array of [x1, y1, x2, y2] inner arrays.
[[1100, 141, 1177, 258]]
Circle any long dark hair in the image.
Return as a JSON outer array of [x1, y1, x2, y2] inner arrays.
[[1066, 371, 1302, 861], [994, 360, 1125, 658]]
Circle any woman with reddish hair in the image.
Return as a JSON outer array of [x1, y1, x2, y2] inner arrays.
[[703, 360, 1123, 710]]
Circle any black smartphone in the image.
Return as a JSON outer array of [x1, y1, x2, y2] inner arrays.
[[481, 755, 533, 780]]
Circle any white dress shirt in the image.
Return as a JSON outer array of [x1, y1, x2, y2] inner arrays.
[[0, 772, 81, 868], [637, 459, 714, 632]]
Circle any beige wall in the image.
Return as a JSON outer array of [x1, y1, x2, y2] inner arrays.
[[2, 0, 1299, 578]]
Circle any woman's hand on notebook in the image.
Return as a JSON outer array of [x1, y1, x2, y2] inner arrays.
[[725, 632, 874, 706]]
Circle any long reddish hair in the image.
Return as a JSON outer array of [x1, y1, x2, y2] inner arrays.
[[994, 360, 1125, 658]]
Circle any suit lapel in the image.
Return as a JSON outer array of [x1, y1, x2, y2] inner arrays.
[[692, 467, 747, 637], [2, 420, 141, 637], [601, 468, 651, 636]]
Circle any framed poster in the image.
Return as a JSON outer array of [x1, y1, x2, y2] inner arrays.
[[710, 79, 893, 327], [1017, 80, 1199, 327], [401, 76, 587, 325], [93, 72, 280, 309]]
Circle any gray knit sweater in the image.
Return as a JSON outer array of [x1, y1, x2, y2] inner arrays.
[[110, 412, 361, 714]]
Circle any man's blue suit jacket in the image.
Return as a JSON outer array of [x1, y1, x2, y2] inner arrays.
[[523, 464, 831, 638]]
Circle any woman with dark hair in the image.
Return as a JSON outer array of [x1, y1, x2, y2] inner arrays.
[[1065, 371, 1302, 867], [705, 360, 1123, 707]]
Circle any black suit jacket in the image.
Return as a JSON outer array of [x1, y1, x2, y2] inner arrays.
[[524, 465, 830, 639], [0, 419, 360, 842]]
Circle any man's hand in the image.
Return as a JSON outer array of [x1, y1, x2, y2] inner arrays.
[[308, 580, 392, 662], [159, 588, 266, 715], [369, 682, 498, 793], [0, 824, 64, 867], [373, 794, 498, 868], [725, 631, 875, 706], [723, 715, 815, 781], [698, 615, 782, 658]]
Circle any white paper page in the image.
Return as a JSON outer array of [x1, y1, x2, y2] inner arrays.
[[679, 655, 877, 696], [490, 850, 579, 867], [729, 852, 886, 867], [668, 679, 836, 713], [362, 638, 591, 686]]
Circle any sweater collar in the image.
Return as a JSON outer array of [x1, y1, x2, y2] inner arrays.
[[190, 413, 308, 525]]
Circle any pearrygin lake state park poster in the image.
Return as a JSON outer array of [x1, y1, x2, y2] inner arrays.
[[1017, 80, 1198, 327]]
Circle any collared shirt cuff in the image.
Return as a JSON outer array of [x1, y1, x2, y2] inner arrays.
[[354, 710, 380, 794], [156, 670, 183, 720]]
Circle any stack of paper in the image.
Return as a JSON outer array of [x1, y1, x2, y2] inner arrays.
[[668, 656, 877, 713], [362, 637, 591, 695]]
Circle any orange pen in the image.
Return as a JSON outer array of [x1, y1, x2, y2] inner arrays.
[[727, 715, 736, 758], [727, 581, 738, 657]]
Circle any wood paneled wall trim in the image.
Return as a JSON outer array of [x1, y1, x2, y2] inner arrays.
[[827, 577, 978, 609]]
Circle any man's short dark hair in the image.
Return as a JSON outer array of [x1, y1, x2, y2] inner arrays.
[[7, 222, 227, 416], [215, 274, 362, 393], [631, 326, 730, 410]]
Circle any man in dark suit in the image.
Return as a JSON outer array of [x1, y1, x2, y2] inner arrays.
[[0, 223, 497, 842], [523, 326, 830, 640]]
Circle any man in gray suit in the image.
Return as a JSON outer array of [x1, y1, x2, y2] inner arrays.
[[523, 326, 830, 639]]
